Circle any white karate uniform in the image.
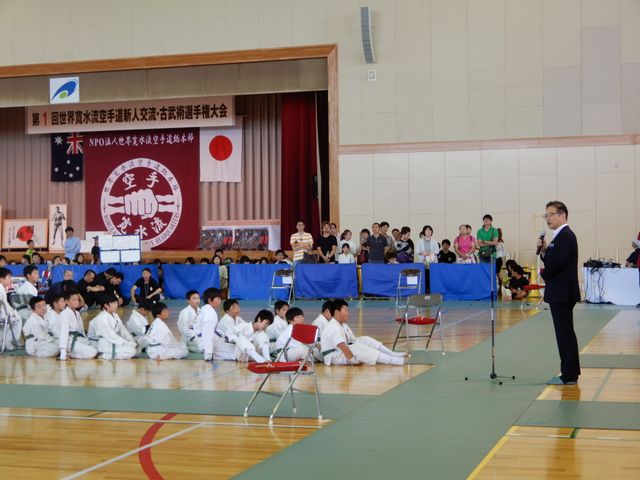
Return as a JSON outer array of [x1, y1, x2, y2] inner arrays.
[[275, 324, 310, 361], [320, 318, 381, 366], [215, 313, 269, 362], [44, 309, 62, 338], [145, 318, 188, 360], [0, 283, 22, 350], [312, 314, 330, 337], [16, 281, 38, 297], [199, 303, 219, 360], [22, 312, 58, 357], [90, 311, 137, 360], [127, 309, 149, 350], [177, 305, 202, 353], [58, 306, 97, 359], [266, 314, 288, 353]]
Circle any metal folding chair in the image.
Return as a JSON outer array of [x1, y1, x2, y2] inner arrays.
[[393, 293, 444, 354], [268, 268, 294, 307], [244, 323, 321, 425], [10, 292, 34, 322], [520, 284, 545, 311], [0, 301, 20, 353], [395, 268, 422, 308]]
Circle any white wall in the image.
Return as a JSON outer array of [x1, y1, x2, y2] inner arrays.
[[339, 143, 639, 267], [1, 0, 640, 144]]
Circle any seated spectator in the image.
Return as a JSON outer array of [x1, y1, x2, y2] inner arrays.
[[626, 241, 639, 267], [74, 253, 86, 265], [51, 255, 62, 266], [31, 253, 44, 266], [0, 255, 6, 267], [454, 225, 477, 263], [131, 268, 162, 305], [437, 239, 457, 264], [274, 249, 292, 265], [385, 251, 399, 264], [238, 255, 252, 264], [200, 257, 211, 264], [337, 243, 356, 264], [76, 269, 105, 308], [339, 230, 357, 255], [394, 226, 414, 263], [317, 221, 338, 263], [508, 264, 529, 300], [21, 254, 31, 265], [417, 225, 440, 264], [259, 257, 269, 264], [185, 257, 195, 264]]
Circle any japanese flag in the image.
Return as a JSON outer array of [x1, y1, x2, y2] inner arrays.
[[199, 119, 243, 182]]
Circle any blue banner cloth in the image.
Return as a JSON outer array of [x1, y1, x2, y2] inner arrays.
[[229, 264, 292, 300], [50, 264, 158, 300], [6, 265, 48, 278], [360, 263, 426, 297], [430, 263, 495, 300], [294, 264, 358, 299], [161, 264, 220, 299]]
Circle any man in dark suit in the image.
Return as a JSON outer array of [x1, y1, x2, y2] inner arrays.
[[537, 201, 581, 385]]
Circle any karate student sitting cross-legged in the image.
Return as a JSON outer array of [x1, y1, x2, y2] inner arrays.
[[312, 300, 334, 337], [177, 290, 203, 353], [199, 287, 222, 361], [127, 299, 153, 351], [22, 296, 59, 358], [266, 300, 289, 349], [275, 307, 314, 362], [88, 294, 137, 360], [145, 302, 188, 360], [214, 299, 270, 363], [321, 299, 408, 366], [45, 293, 65, 338], [58, 290, 98, 360]]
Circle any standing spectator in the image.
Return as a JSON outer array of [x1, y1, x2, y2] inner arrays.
[[63, 227, 81, 261], [394, 227, 415, 263], [417, 225, 440, 263], [290, 221, 314, 263], [454, 225, 477, 263], [91, 236, 100, 263], [358, 229, 370, 264], [437, 239, 457, 264], [274, 249, 292, 265], [316, 221, 338, 263], [495, 228, 506, 289], [25, 239, 37, 258], [74, 253, 85, 265], [212, 255, 229, 290], [339, 229, 357, 255], [625, 240, 639, 267], [367, 223, 388, 263], [330, 222, 339, 240], [477, 214, 499, 263], [380, 222, 395, 253]]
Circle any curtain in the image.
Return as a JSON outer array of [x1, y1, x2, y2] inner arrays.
[[280, 92, 321, 247]]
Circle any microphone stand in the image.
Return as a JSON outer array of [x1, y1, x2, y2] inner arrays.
[[465, 253, 515, 385]]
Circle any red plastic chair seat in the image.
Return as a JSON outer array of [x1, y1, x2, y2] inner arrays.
[[247, 361, 307, 374], [523, 284, 544, 291], [395, 316, 437, 325]]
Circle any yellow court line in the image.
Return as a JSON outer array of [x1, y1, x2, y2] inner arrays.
[[466, 425, 517, 480], [1, 368, 59, 384]]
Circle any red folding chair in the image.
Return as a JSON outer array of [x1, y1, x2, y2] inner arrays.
[[244, 323, 321, 425], [521, 284, 545, 311], [393, 294, 443, 354]]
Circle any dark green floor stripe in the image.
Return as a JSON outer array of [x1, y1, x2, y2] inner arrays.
[[235, 307, 618, 480], [518, 400, 640, 430], [0, 384, 373, 419], [580, 354, 640, 369]]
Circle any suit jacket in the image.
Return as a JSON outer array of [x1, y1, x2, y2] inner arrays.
[[540, 226, 580, 303]]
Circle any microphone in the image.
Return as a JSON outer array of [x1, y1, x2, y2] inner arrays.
[[536, 231, 546, 256]]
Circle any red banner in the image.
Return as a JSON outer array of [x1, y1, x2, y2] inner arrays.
[[84, 129, 200, 249]]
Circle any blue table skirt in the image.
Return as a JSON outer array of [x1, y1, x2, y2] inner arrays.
[[229, 264, 291, 300], [430, 263, 495, 300], [161, 264, 220, 299], [294, 264, 358, 299], [360, 263, 426, 297]]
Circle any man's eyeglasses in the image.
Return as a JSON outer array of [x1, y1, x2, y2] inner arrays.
[[542, 211, 560, 219]]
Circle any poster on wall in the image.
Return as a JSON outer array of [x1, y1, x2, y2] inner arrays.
[[48, 204, 67, 252], [2, 219, 48, 249]]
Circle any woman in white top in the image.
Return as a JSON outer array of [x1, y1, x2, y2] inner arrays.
[[337, 243, 356, 264], [416, 225, 440, 264], [338, 229, 357, 255]]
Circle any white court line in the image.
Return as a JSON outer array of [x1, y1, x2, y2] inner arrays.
[[0, 412, 325, 429], [441, 309, 489, 331], [61, 422, 204, 480]]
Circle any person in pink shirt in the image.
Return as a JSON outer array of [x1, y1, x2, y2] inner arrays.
[[454, 224, 477, 263]]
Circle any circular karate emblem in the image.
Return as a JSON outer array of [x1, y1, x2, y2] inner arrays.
[[100, 158, 182, 248]]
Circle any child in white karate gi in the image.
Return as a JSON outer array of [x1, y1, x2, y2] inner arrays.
[[214, 299, 270, 363], [127, 299, 153, 351], [145, 302, 188, 360], [22, 296, 58, 357], [177, 290, 203, 353], [58, 290, 98, 360], [320, 299, 407, 366], [89, 294, 137, 360]]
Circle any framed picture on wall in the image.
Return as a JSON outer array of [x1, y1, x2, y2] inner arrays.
[[48, 204, 68, 252], [2, 219, 48, 249]]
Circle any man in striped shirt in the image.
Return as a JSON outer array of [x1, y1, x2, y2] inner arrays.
[[290, 221, 314, 263]]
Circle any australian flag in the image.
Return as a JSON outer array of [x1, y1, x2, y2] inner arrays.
[[51, 133, 83, 182]]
